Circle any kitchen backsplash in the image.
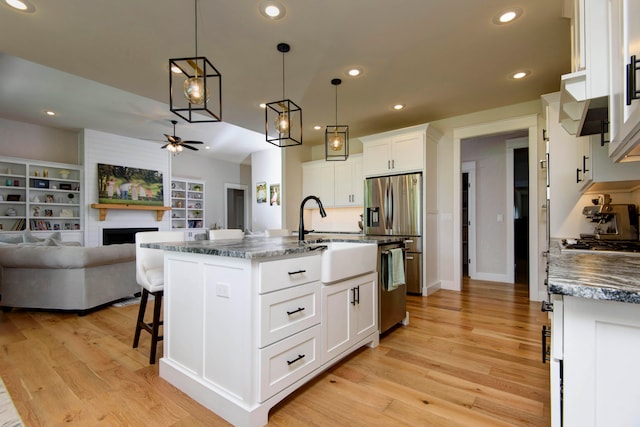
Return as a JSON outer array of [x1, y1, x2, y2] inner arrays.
[[307, 206, 363, 233]]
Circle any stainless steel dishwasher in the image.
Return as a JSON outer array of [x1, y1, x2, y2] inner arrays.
[[378, 241, 408, 334]]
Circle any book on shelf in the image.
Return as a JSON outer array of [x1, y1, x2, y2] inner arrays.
[[11, 218, 25, 231]]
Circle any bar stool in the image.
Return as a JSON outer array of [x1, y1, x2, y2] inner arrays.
[[133, 231, 184, 364]]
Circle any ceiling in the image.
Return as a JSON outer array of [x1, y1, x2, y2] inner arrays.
[[0, 0, 570, 164]]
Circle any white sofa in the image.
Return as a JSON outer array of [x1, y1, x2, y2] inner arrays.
[[0, 241, 138, 313]]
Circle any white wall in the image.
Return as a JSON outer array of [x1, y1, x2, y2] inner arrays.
[[81, 129, 171, 246], [172, 152, 249, 230], [251, 147, 283, 232], [0, 117, 79, 164]]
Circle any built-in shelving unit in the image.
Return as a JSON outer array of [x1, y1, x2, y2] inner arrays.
[[0, 157, 82, 234], [171, 177, 205, 231]]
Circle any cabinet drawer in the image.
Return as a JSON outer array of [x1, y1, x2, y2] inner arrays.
[[259, 324, 321, 402], [259, 281, 321, 348], [258, 254, 321, 293]]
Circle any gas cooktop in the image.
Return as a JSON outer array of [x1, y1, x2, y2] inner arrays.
[[561, 238, 640, 254]]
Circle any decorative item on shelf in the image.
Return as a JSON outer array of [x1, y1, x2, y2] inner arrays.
[[67, 193, 75, 203], [33, 179, 49, 188], [44, 209, 53, 217], [325, 78, 349, 161], [34, 170, 39, 177], [6, 195, 20, 202], [177, 200, 183, 208], [6, 207, 16, 216], [169, 0, 222, 123], [60, 209, 73, 218], [265, 42, 302, 147], [193, 185, 202, 191], [6, 168, 12, 174], [13, 179, 19, 186], [195, 202, 201, 209], [5, 179, 11, 186], [59, 169, 70, 179], [32, 206, 40, 217], [43, 169, 48, 177], [45, 194, 54, 203]]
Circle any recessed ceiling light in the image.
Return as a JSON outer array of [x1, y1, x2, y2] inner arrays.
[[43, 110, 56, 116], [347, 67, 362, 77], [3, 0, 35, 12], [259, 103, 266, 109], [205, 146, 210, 150], [512, 71, 529, 79], [393, 104, 405, 110], [313, 125, 321, 130], [259, 1, 286, 20], [170, 65, 182, 74], [492, 7, 523, 25]]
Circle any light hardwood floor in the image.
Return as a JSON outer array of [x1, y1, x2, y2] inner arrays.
[[0, 279, 550, 426]]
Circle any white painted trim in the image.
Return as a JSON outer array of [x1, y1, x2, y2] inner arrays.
[[474, 273, 512, 283], [452, 115, 539, 300]]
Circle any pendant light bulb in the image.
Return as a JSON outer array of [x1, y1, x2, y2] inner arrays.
[[275, 112, 289, 133], [329, 133, 344, 151], [184, 76, 209, 105]]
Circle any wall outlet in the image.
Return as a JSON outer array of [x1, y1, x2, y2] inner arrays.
[[216, 284, 230, 298]]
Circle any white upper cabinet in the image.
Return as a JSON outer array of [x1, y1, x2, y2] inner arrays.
[[333, 155, 363, 207], [302, 161, 335, 206], [559, 0, 610, 136], [607, 0, 640, 161], [302, 155, 363, 208], [361, 128, 426, 176]]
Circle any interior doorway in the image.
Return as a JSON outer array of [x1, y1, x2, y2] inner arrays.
[[461, 162, 476, 279], [513, 147, 529, 284], [224, 183, 248, 230]]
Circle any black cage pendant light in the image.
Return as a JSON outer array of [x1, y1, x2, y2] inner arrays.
[[169, 0, 222, 123], [325, 78, 349, 161], [265, 43, 302, 147]]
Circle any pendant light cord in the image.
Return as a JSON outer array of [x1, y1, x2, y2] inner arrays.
[[194, 0, 199, 58], [335, 84, 338, 126], [281, 51, 285, 100]]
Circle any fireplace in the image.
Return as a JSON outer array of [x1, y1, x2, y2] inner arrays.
[[103, 227, 158, 245]]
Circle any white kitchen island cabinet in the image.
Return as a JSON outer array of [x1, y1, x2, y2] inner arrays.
[[547, 242, 640, 426], [157, 238, 380, 427]]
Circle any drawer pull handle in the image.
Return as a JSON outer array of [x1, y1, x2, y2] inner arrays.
[[542, 325, 551, 364], [288, 269, 306, 275], [286, 307, 305, 316], [287, 353, 306, 365]]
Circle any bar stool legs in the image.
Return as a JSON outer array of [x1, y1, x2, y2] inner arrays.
[[132, 288, 164, 364]]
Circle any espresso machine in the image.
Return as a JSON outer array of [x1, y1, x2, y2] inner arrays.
[[581, 194, 639, 240]]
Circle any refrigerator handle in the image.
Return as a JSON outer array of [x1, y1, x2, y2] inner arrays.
[[389, 184, 394, 229], [384, 184, 390, 226]]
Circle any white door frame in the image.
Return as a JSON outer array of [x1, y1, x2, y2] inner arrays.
[[461, 162, 476, 279], [452, 115, 539, 300], [224, 183, 249, 230]]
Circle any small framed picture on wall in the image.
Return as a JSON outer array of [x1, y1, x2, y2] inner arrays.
[[256, 182, 267, 204]]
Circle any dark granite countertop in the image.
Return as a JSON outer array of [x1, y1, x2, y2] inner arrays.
[[143, 234, 407, 260], [548, 240, 640, 303]]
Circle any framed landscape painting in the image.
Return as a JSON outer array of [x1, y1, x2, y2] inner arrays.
[[97, 163, 164, 206]]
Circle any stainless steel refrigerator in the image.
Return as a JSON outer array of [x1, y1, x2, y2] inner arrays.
[[364, 172, 423, 332]]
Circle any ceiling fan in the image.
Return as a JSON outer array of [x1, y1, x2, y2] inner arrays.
[[162, 120, 204, 153]]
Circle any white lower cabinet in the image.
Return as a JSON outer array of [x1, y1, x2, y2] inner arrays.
[[555, 295, 640, 426], [161, 251, 379, 427], [322, 272, 377, 363]]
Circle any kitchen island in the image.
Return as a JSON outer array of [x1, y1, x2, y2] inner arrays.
[[547, 241, 640, 427], [146, 235, 400, 427]]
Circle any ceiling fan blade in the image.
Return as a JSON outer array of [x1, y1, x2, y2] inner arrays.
[[182, 144, 199, 151], [160, 143, 170, 149], [182, 140, 204, 145]]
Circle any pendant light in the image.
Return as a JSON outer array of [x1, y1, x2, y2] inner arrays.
[[169, 0, 222, 123], [325, 78, 349, 161], [265, 43, 302, 147]]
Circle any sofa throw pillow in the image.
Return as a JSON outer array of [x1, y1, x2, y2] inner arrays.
[[22, 230, 62, 243], [0, 234, 22, 244]]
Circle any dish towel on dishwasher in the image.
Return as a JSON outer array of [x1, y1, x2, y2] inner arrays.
[[387, 248, 406, 291]]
